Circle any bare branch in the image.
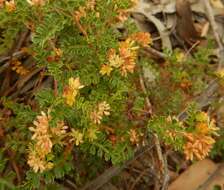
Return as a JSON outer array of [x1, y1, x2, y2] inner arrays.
[[204, 0, 224, 69]]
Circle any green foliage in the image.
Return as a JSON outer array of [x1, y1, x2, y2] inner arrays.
[[0, 0, 221, 189], [0, 0, 141, 188], [210, 129, 224, 159], [148, 116, 185, 151]]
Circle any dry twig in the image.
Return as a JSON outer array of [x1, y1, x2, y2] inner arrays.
[[0, 51, 24, 64], [177, 79, 219, 121], [153, 134, 169, 190], [139, 69, 169, 190], [139, 73, 153, 114], [130, 168, 149, 190], [80, 145, 155, 190], [142, 46, 167, 60], [204, 0, 224, 69]]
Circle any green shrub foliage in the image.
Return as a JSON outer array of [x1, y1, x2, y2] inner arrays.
[[0, 0, 222, 189]]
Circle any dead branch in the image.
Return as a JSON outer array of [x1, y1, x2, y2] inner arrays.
[[204, 0, 224, 69], [0, 51, 24, 64], [142, 46, 167, 60], [139, 73, 153, 114], [130, 168, 149, 190], [139, 68, 169, 190], [80, 145, 155, 190], [177, 79, 219, 121], [154, 134, 170, 190]]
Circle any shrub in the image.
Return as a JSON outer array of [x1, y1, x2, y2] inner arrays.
[[0, 0, 221, 189]]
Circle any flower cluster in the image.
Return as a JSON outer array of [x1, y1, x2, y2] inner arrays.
[[183, 133, 215, 160], [27, 148, 53, 173], [27, 111, 68, 173], [116, 9, 129, 23], [26, 0, 46, 6], [90, 101, 110, 124], [11, 59, 29, 76], [5, 0, 16, 12], [100, 32, 152, 77], [165, 116, 184, 140], [69, 126, 99, 146], [215, 68, 224, 79], [115, 0, 139, 22], [63, 77, 84, 106], [70, 129, 84, 146], [129, 129, 139, 145], [183, 112, 219, 161], [47, 47, 63, 62], [164, 113, 219, 161], [74, 0, 96, 20], [130, 32, 152, 47], [73, 0, 97, 36]]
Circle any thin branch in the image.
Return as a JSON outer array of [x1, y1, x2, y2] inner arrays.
[[161, 152, 169, 190], [65, 179, 78, 190], [139, 70, 169, 189], [80, 145, 155, 190], [0, 51, 24, 64], [143, 46, 167, 60], [139, 73, 153, 114], [130, 168, 149, 190], [204, 0, 224, 69], [153, 134, 169, 190], [177, 79, 219, 121], [0, 62, 10, 75]]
